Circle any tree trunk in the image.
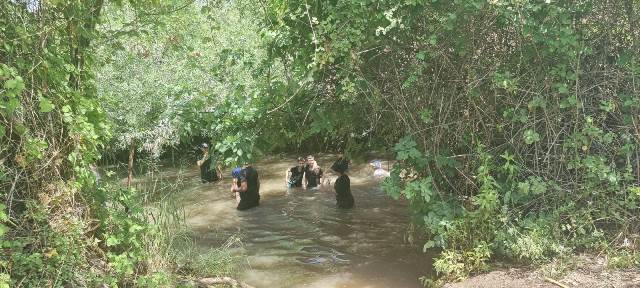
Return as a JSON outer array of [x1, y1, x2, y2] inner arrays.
[[127, 140, 135, 188], [66, 0, 104, 89], [624, 0, 638, 52]]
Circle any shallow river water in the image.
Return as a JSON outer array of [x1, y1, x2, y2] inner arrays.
[[175, 154, 433, 288]]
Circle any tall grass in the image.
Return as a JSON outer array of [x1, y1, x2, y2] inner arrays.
[[105, 158, 247, 284]]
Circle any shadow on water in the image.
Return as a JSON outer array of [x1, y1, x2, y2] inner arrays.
[[176, 155, 433, 288]]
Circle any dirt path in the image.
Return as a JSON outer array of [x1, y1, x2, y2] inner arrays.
[[445, 255, 640, 288]]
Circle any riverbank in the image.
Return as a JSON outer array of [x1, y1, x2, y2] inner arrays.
[[444, 254, 639, 288]]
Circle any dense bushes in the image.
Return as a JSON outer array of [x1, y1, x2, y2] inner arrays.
[[0, 1, 179, 286], [1, 1, 260, 285], [264, 0, 640, 281], [2, 0, 639, 286]]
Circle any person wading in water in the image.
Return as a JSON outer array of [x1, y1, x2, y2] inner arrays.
[[196, 143, 222, 183], [285, 157, 306, 188], [303, 155, 323, 190], [331, 155, 354, 209], [232, 164, 261, 210], [370, 159, 390, 179], [230, 167, 242, 204]]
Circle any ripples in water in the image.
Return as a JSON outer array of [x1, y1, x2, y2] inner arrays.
[[176, 155, 433, 288]]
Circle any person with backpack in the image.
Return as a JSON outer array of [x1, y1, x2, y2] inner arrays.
[[232, 164, 261, 210]]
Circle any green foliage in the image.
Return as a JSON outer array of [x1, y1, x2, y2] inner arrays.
[[0, 64, 25, 115], [2, 0, 639, 285], [523, 129, 541, 145], [96, 0, 278, 162], [102, 186, 151, 279], [433, 243, 491, 281], [0, 0, 194, 286], [607, 250, 640, 270], [264, 0, 640, 282], [0, 203, 9, 288]]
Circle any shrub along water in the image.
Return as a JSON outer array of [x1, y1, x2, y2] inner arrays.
[[0, 1, 241, 286], [260, 0, 640, 283]]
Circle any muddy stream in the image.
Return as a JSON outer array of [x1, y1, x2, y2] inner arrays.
[[174, 154, 433, 287]]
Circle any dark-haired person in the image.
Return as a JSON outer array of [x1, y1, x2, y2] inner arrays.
[[285, 157, 306, 188], [196, 143, 222, 183], [303, 155, 323, 189], [331, 156, 354, 209], [232, 164, 260, 210]]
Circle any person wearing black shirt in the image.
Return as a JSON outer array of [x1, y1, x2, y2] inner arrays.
[[331, 156, 354, 209], [303, 155, 323, 189], [232, 165, 261, 210], [286, 157, 306, 188], [197, 143, 222, 183]]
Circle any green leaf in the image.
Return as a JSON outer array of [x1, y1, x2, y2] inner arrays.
[[518, 182, 530, 195], [39, 97, 55, 113], [106, 236, 121, 247], [129, 224, 143, 233], [523, 129, 540, 145], [4, 97, 20, 114], [0, 204, 7, 222], [559, 96, 578, 108], [527, 97, 547, 111], [599, 100, 615, 112], [557, 83, 569, 94], [530, 177, 547, 194], [423, 240, 435, 252], [394, 136, 422, 161], [5, 76, 24, 92], [428, 35, 437, 45], [419, 109, 433, 124]]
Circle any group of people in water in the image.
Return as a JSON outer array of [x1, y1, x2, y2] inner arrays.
[[285, 156, 324, 189], [197, 143, 389, 211], [285, 155, 354, 208]]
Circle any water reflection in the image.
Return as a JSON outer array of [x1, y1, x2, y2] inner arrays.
[[176, 155, 432, 288]]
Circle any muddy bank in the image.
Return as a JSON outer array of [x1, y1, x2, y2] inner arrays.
[[444, 255, 640, 288]]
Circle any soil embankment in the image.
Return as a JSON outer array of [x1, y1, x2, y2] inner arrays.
[[445, 255, 639, 288]]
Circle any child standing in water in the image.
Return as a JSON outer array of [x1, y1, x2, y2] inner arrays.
[[331, 156, 354, 209]]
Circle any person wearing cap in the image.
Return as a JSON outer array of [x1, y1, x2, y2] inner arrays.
[[230, 167, 243, 203], [285, 157, 306, 188], [303, 155, 323, 189], [232, 163, 260, 210], [331, 155, 354, 209], [370, 159, 390, 179], [196, 143, 222, 183]]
